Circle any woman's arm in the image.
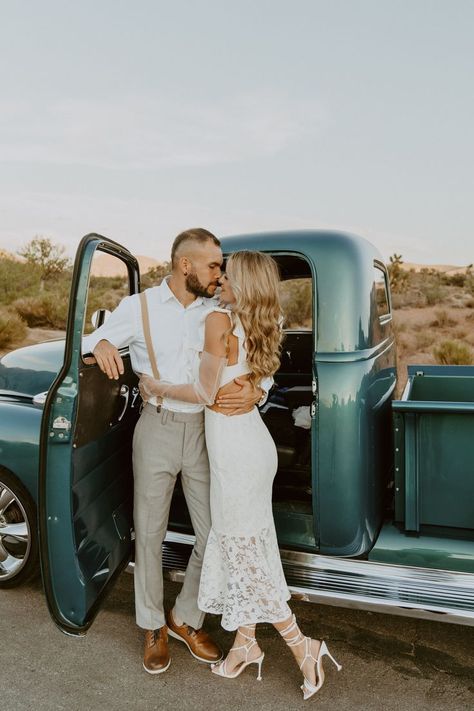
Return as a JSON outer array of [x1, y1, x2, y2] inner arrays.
[[139, 311, 230, 405]]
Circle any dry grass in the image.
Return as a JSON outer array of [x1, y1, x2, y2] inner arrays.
[[430, 309, 457, 328]]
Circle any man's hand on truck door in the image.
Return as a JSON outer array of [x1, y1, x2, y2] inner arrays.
[[93, 339, 124, 380]]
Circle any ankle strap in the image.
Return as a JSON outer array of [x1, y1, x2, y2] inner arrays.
[[237, 625, 256, 642], [279, 614, 305, 648]]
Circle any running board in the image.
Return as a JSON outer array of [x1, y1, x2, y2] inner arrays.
[[127, 531, 474, 627]]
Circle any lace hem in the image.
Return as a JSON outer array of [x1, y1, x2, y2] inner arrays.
[[198, 526, 291, 631]]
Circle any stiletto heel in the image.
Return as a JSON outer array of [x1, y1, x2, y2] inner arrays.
[[211, 626, 264, 680], [279, 614, 342, 700], [320, 641, 342, 671]]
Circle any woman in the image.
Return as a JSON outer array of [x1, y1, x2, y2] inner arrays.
[[139, 251, 342, 699]]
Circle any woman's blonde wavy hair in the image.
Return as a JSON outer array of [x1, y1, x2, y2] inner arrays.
[[226, 251, 283, 387]]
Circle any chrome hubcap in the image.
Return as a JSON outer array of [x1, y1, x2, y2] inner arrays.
[[0, 482, 31, 581]]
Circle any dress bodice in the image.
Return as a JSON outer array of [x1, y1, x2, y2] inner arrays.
[[207, 308, 251, 388]]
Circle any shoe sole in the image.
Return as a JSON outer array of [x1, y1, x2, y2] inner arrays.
[[143, 658, 171, 675], [167, 629, 223, 664]]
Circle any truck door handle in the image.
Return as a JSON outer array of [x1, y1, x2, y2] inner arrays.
[[118, 384, 129, 422]]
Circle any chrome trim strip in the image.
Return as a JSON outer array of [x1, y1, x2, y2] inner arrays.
[[158, 531, 474, 626]]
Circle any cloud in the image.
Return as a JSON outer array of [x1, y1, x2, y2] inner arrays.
[[0, 93, 324, 170]]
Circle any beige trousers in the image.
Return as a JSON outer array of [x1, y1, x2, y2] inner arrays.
[[132, 403, 211, 630]]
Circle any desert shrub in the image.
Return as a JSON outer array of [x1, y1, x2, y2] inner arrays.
[[88, 275, 128, 292], [141, 262, 171, 290], [442, 273, 466, 287], [13, 294, 69, 329], [18, 236, 71, 286], [430, 309, 457, 328], [391, 290, 427, 309], [420, 284, 447, 305], [415, 331, 435, 350], [433, 340, 473, 365], [0, 308, 27, 348], [84, 286, 130, 333], [0, 257, 42, 305]]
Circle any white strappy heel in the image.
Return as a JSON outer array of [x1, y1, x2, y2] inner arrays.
[[211, 626, 264, 681], [280, 614, 342, 700]]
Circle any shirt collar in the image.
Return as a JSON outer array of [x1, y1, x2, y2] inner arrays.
[[159, 276, 204, 308]]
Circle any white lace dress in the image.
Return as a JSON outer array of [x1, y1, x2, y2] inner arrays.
[[197, 311, 291, 631]]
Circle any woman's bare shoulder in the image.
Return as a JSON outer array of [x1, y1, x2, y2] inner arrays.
[[204, 309, 232, 329]]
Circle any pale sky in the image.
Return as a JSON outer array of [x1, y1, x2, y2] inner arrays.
[[0, 0, 473, 265]]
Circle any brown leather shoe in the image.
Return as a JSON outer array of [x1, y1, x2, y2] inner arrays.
[[166, 609, 222, 663], [143, 626, 171, 674]]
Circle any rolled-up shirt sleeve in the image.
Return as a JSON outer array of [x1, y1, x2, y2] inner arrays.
[[82, 295, 137, 355]]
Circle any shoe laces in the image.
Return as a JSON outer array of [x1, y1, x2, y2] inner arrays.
[[147, 628, 162, 647]]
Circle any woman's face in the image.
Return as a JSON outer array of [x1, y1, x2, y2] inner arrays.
[[218, 271, 237, 304]]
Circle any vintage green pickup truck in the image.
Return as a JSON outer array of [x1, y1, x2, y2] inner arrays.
[[0, 231, 473, 635]]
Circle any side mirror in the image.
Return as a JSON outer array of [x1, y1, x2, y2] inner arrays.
[[91, 309, 111, 330]]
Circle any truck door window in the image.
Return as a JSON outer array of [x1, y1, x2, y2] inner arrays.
[[83, 252, 130, 336]]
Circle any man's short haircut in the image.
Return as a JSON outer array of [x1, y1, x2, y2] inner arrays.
[[171, 228, 221, 267]]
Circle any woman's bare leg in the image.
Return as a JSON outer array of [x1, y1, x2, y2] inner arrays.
[[274, 614, 321, 688], [212, 624, 262, 676]]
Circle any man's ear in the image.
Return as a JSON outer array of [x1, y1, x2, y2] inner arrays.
[[179, 255, 191, 276]]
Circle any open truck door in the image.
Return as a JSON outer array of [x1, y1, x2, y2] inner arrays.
[[39, 234, 140, 635]]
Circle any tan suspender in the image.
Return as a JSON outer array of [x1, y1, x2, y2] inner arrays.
[[139, 291, 160, 380]]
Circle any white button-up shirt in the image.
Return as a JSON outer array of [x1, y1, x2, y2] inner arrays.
[[83, 277, 216, 413]]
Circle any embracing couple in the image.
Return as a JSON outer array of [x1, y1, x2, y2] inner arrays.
[[85, 228, 341, 700]]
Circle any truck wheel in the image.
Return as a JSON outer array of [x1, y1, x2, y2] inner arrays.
[[0, 468, 39, 588]]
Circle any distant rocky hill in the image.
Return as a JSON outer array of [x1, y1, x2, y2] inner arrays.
[[90, 253, 162, 276], [400, 262, 471, 275]]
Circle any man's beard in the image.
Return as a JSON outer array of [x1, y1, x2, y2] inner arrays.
[[185, 271, 217, 298]]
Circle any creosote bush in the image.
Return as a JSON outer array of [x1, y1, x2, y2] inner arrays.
[[0, 308, 27, 348], [433, 340, 473, 365], [13, 294, 69, 329]]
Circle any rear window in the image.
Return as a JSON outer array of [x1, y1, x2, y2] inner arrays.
[[279, 278, 312, 330], [373, 264, 390, 318]]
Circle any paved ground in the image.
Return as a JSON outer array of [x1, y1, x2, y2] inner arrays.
[[1, 573, 473, 711]]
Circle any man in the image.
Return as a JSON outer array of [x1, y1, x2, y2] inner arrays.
[[84, 228, 267, 674]]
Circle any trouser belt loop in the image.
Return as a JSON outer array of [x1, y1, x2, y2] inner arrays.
[[161, 408, 169, 425]]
